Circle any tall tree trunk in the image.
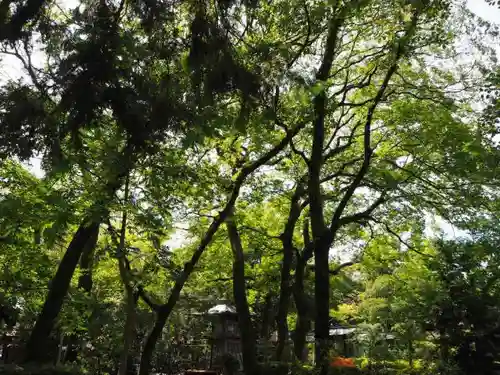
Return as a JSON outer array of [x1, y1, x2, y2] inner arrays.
[[275, 184, 304, 361], [313, 239, 331, 372], [25, 143, 134, 363], [117, 174, 137, 375], [308, 10, 343, 373], [78, 224, 100, 293], [118, 288, 139, 375], [260, 293, 273, 340], [311, 7, 420, 372], [293, 234, 313, 361], [226, 212, 259, 375], [64, 222, 100, 363], [25, 221, 101, 362], [139, 310, 168, 375]]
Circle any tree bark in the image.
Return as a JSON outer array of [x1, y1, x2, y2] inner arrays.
[[226, 212, 259, 375], [259, 293, 274, 340], [275, 184, 305, 361], [313, 238, 332, 373], [117, 174, 137, 375], [139, 310, 168, 375], [306, 3, 421, 371], [118, 288, 139, 375], [78, 223, 100, 293], [293, 225, 313, 361], [293, 263, 311, 361], [64, 222, 100, 363]]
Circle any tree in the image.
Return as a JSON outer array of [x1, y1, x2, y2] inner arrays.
[[2, 0, 500, 372]]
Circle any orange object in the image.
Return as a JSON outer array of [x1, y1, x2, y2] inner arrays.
[[330, 356, 356, 368]]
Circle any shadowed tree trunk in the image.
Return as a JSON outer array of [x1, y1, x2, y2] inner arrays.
[[65, 222, 100, 363], [275, 183, 305, 361], [119, 288, 139, 375], [78, 224, 100, 293], [293, 220, 313, 361], [307, 10, 344, 371], [226, 211, 259, 375], [260, 293, 274, 340]]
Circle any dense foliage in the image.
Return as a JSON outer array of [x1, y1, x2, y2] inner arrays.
[[1, 0, 500, 374]]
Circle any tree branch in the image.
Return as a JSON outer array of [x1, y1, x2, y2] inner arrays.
[[336, 192, 387, 227], [239, 225, 281, 240], [329, 8, 422, 233], [307, 261, 355, 275]]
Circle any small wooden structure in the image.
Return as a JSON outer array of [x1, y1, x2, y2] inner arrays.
[[206, 304, 242, 372]]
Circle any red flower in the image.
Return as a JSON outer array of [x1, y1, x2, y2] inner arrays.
[[330, 356, 356, 368]]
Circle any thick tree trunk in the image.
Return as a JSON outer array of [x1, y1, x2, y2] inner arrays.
[[118, 288, 139, 375], [78, 223, 100, 293], [139, 310, 168, 375], [25, 221, 101, 362], [65, 222, 100, 363], [226, 213, 259, 375]]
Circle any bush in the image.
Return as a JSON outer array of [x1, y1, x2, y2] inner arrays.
[[354, 359, 437, 375]]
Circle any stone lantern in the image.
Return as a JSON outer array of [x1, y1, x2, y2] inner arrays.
[[206, 304, 242, 372]]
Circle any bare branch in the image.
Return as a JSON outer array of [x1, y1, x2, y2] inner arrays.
[[320, 157, 363, 183], [290, 137, 310, 165], [337, 192, 387, 227], [136, 285, 161, 311], [240, 225, 281, 240], [371, 217, 431, 258]]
